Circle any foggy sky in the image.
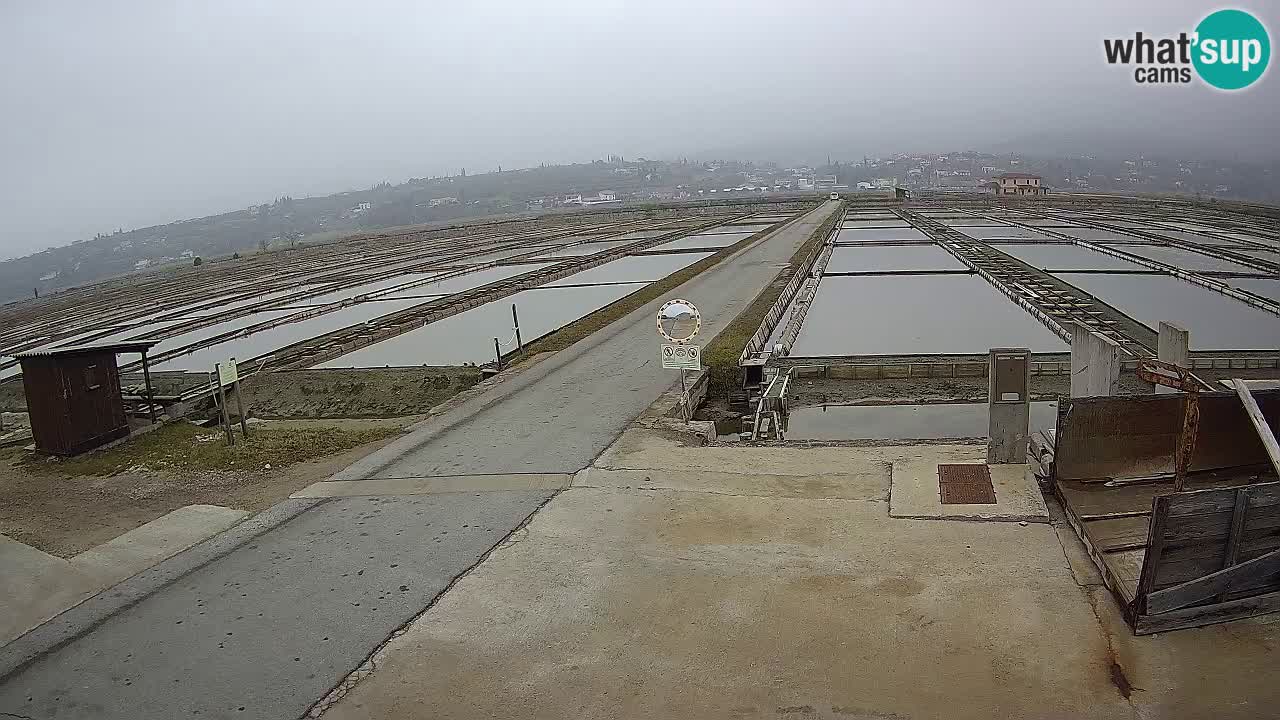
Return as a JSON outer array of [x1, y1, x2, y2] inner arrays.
[[2, 0, 1277, 258]]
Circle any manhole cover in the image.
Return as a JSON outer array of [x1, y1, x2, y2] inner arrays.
[[938, 463, 996, 504]]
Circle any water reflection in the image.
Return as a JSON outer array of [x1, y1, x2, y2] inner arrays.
[[786, 401, 1059, 441]]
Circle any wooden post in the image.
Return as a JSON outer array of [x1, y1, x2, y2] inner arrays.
[[1135, 495, 1170, 615], [1217, 487, 1250, 603], [233, 380, 249, 439], [140, 348, 158, 424], [493, 337, 502, 370], [1173, 393, 1199, 493], [1232, 378, 1280, 478], [215, 364, 233, 446], [512, 303, 523, 353]]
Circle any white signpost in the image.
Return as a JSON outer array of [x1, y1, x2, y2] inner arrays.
[[661, 343, 701, 371], [656, 299, 702, 421], [216, 360, 239, 387]]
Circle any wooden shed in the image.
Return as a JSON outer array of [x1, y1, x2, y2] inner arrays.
[[13, 341, 159, 456]]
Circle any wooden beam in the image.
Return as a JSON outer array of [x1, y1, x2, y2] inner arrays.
[[1216, 487, 1250, 603], [1135, 495, 1170, 614], [1146, 546, 1280, 615], [1232, 378, 1280, 479], [1222, 488, 1250, 569], [1136, 589, 1280, 635]]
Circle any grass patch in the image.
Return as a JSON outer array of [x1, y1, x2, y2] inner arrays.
[[19, 421, 402, 477], [702, 204, 843, 398], [518, 208, 819, 356]]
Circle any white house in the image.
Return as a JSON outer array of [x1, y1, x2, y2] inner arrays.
[[993, 173, 1045, 196], [580, 191, 619, 206]]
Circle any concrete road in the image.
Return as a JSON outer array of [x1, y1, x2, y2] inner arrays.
[[339, 200, 839, 478], [0, 200, 840, 720]]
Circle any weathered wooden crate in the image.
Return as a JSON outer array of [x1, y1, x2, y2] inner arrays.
[[1052, 390, 1280, 634], [1133, 483, 1280, 633]]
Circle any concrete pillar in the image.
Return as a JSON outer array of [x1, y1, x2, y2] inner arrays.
[[988, 347, 1031, 464], [1156, 322, 1190, 395], [1070, 324, 1121, 398]]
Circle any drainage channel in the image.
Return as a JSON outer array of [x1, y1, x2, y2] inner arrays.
[[895, 208, 1156, 356], [987, 205, 1280, 317]]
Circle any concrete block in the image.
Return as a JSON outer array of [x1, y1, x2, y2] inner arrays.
[[890, 457, 1048, 522], [889, 455, 950, 518], [0, 535, 99, 646], [70, 505, 249, 584], [1, 505, 249, 646], [1157, 321, 1190, 395], [942, 464, 1048, 522], [575, 466, 887, 501], [292, 473, 573, 498], [1070, 324, 1120, 398]]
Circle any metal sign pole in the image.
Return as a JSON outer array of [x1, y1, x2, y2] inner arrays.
[[678, 367, 689, 422], [657, 298, 702, 425], [512, 303, 523, 353], [214, 363, 233, 446], [140, 348, 158, 424]]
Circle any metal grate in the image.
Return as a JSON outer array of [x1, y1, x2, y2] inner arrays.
[[938, 463, 997, 504]]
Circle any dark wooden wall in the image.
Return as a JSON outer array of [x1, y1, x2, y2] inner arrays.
[[20, 351, 129, 455], [1055, 391, 1280, 482]]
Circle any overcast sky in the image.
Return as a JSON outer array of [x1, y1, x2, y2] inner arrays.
[[1, 0, 1276, 258]]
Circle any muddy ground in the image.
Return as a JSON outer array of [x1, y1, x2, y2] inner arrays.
[[0, 417, 415, 557], [0, 366, 483, 419], [239, 367, 481, 418]]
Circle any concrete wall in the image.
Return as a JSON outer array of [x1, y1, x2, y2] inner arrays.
[[1156, 322, 1191, 395], [1070, 325, 1121, 398]]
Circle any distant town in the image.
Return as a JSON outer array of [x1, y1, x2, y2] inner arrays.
[[2, 149, 1275, 303]]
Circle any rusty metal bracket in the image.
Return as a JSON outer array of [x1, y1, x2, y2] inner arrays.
[[1173, 394, 1200, 493], [1138, 358, 1202, 491], [1136, 358, 1206, 392]]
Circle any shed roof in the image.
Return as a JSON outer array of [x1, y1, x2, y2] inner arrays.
[[995, 172, 1042, 180], [13, 340, 160, 360]]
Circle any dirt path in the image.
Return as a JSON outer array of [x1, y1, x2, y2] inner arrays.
[[0, 419, 414, 557]]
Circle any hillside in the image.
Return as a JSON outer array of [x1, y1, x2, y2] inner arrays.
[[0, 158, 709, 304]]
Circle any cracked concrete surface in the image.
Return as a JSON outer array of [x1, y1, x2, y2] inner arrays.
[[317, 427, 1280, 720]]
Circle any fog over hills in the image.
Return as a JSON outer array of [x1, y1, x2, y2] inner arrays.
[[3, 1, 1276, 260]]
